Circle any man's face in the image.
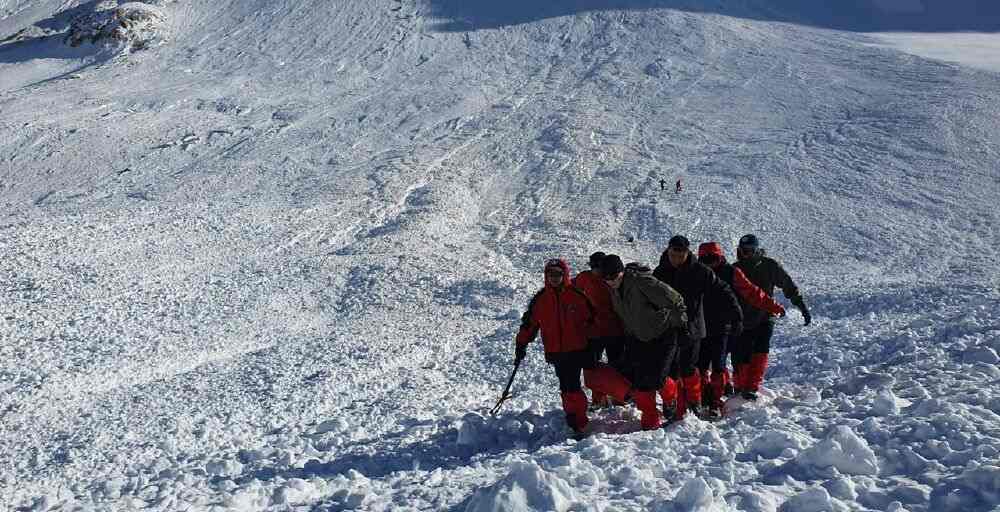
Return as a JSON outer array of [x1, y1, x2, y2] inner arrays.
[[545, 268, 564, 287], [667, 247, 687, 267], [699, 254, 721, 268], [737, 246, 756, 261], [604, 271, 623, 289]]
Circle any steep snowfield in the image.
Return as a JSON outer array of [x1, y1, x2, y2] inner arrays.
[[1, 1, 999, 511]]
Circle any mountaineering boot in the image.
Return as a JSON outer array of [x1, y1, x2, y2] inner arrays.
[[659, 376, 679, 421], [747, 353, 769, 394], [583, 366, 631, 405], [701, 373, 713, 408], [682, 372, 704, 418], [633, 391, 662, 430], [561, 391, 590, 433], [734, 363, 751, 394], [707, 370, 726, 417]]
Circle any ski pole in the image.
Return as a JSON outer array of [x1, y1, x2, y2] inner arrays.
[[489, 359, 522, 416]]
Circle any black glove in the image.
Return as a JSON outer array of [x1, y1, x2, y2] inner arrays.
[[791, 297, 811, 326], [515, 344, 527, 364], [730, 320, 743, 337]]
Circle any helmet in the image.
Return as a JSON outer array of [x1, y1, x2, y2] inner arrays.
[[737, 234, 760, 260]]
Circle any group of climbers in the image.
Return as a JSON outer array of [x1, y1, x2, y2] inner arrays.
[[514, 234, 811, 434]]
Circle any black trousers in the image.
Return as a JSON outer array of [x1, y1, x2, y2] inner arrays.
[[669, 336, 701, 379], [548, 350, 595, 392], [589, 336, 626, 367], [732, 322, 774, 367], [608, 333, 678, 391], [698, 333, 729, 374]]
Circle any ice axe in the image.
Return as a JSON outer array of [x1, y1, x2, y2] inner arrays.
[[489, 359, 522, 416]]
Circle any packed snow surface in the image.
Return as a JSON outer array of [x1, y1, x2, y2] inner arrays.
[[1, 1, 999, 511]]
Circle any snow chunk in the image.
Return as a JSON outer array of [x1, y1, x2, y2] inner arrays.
[[930, 465, 1000, 510], [749, 430, 811, 459], [795, 426, 879, 476], [66, 1, 169, 51], [315, 418, 348, 435], [456, 412, 486, 446], [673, 477, 722, 511], [205, 459, 244, 478], [870, 389, 902, 416], [962, 345, 999, 364], [465, 461, 581, 512], [779, 487, 847, 512], [823, 477, 857, 501]]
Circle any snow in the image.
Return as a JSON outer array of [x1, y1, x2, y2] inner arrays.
[[2, 1, 1000, 511], [870, 32, 1000, 73]]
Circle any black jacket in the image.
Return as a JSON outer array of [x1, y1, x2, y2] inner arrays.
[[703, 263, 742, 337], [653, 250, 741, 340], [733, 250, 803, 329]]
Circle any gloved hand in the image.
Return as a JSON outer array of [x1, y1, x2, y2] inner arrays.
[[730, 320, 744, 338], [515, 343, 527, 364], [791, 297, 811, 326], [777, 305, 787, 318]]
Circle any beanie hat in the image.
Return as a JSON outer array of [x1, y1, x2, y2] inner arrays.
[[588, 251, 606, 270], [599, 254, 625, 276], [738, 234, 760, 249], [667, 235, 690, 250]]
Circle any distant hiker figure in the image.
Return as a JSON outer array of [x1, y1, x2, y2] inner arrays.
[[515, 258, 596, 435], [732, 234, 811, 401], [675, 179, 683, 194], [660, 178, 666, 191]]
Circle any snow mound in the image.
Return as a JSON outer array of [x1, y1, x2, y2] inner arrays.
[[794, 426, 879, 476], [929, 465, 1000, 511], [464, 461, 582, 512], [748, 430, 811, 460], [778, 487, 848, 512], [870, 388, 903, 416], [669, 477, 730, 512], [962, 345, 999, 364], [66, 1, 169, 51]]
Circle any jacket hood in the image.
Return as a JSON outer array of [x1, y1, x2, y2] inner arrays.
[[698, 242, 724, 259], [543, 258, 572, 288], [698, 242, 726, 266]]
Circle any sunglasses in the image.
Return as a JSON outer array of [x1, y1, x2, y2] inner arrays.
[[603, 272, 622, 282], [546, 270, 564, 278]]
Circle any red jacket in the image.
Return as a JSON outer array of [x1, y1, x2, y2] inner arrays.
[[699, 242, 785, 316], [516, 259, 595, 354], [572, 270, 625, 338]]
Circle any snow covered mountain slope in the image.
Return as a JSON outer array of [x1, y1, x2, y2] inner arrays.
[[1, 1, 998, 510]]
